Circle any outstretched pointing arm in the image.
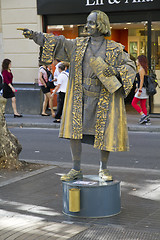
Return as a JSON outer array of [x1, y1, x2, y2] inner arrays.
[[17, 28, 45, 46]]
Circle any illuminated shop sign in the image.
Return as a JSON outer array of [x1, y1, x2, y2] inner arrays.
[[37, 0, 159, 15]]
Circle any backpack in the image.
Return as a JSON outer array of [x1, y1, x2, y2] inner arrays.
[[0, 73, 3, 91], [41, 66, 52, 79], [40, 66, 55, 89], [145, 71, 157, 96]]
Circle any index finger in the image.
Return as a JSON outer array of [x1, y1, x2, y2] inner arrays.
[[17, 28, 27, 31]]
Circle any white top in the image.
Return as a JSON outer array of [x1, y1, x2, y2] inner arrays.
[[134, 87, 149, 99], [57, 71, 69, 93], [54, 62, 61, 86]]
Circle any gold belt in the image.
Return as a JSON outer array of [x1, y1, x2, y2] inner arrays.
[[83, 77, 100, 86], [83, 88, 100, 97]]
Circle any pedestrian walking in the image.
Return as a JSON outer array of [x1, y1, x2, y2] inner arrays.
[[52, 63, 69, 123], [132, 55, 150, 124], [38, 64, 55, 117], [1, 59, 22, 117]]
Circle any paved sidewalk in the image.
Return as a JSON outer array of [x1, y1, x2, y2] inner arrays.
[[5, 112, 160, 132], [0, 164, 160, 239]]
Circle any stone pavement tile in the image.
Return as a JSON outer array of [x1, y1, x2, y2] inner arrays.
[[70, 225, 160, 240], [0, 215, 87, 240], [0, 166, 54, 187], [0, 216, 43, 239]]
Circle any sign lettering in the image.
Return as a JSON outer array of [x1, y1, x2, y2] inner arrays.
[[37, 0, 157, 16], [108, 0, 120, 4], [86, 0, 104, 6], [125, 0, 153, 3], [86, 0, 154, 5]]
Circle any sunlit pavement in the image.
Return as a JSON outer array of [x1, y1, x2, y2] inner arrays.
[[0, 165, 160, 239]]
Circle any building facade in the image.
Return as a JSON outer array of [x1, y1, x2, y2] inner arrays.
[[0, 0, 42, 84], [0, 0, 160, 114]]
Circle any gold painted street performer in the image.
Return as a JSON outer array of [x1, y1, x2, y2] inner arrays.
[[19, 10, 136, 181]]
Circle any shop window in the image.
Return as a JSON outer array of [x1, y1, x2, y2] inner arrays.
[[151, 22, 160, 114], [128, 22, 148, 61], [151, 22, 160, 71], [110, 22, 148, 60], [47, 25, 81, 39]]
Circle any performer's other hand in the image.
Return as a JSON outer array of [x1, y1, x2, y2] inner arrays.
[[103, 66, 117, 77]]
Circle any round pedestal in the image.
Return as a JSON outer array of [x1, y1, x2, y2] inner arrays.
[[62, 175, 121, 218]]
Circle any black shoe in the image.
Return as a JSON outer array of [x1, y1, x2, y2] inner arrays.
[[141, 118, 151, 125], [141, 118, 149, 124], [139, 115, 149, 124], [53, 119, 61, 123], [145, 118, 151, 125], [14, 114, 23, 118], [41, 113, 50, 116]]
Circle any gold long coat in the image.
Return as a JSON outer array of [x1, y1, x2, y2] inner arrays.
[[35, 34, 136, 152]]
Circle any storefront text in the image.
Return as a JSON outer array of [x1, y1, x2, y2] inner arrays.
[[86, 0, 153, 6]]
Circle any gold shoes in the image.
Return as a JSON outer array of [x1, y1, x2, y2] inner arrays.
[[61, 169, 112, 182], [99, 169, 113, 181], [61, 169, 83, 181]]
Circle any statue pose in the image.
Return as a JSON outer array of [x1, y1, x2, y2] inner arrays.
[[20, 10, 136, 181]]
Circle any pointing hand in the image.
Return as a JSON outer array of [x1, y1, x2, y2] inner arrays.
[[17, 28, 33, 38]]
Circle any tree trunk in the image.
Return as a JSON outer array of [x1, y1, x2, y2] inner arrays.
[[0, 96, 22, 169]]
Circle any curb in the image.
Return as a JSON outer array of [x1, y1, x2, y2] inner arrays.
[[7, 122, 160, 132], [128, 125, 160, 132], [7, 122, 60, 129]]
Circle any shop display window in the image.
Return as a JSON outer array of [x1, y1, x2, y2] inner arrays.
[[151, 22, 160, 114]]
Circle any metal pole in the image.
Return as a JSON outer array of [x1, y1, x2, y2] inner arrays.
[[147, 18, 152, 113], [147, 19, 151, 71]]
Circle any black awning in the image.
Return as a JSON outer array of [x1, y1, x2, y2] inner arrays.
[[37, 0, 159, 16]]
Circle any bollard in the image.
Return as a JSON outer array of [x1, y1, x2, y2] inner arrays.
[[69, 188, 80, 212]]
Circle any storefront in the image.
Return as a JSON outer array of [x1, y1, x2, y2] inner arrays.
[[37, 0, 160, 114]]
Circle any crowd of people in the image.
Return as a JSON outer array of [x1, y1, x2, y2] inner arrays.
[[0, 55, 150, 125], [0, 58, 69, 124], [38, 60, 69, 123]]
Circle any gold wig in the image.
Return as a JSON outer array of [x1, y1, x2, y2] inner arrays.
[[91, 10, 111, 37]]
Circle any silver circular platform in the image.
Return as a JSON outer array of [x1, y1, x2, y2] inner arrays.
[[62, 175, 121, 218]]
